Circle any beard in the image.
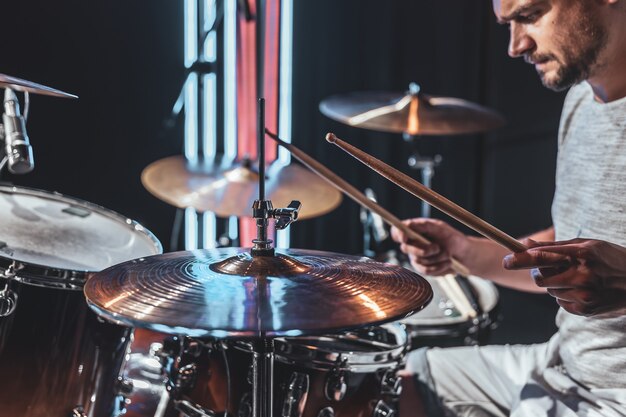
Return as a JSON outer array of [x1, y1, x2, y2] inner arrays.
[[531, 10, 607, 91]]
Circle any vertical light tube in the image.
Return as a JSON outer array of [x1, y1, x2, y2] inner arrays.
[[203, 73, 217, 160], [184, 73, 199, 161], [203, 212, 217, 249], [224, 0, 238, 162], [184, 0, 198, 68], [184, 0, 199, 249], [204, 0, 217, 32], [185, 208, 199, 250], [276, 0, 294, 248], [277, 0, 293, 165], [228, 216, 239, 241]]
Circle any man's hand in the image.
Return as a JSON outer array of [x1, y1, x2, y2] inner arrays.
[[391, 218, 469, 276], [503, 238, 626, 317]]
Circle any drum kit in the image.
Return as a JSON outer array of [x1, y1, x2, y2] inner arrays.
[[0, 75, 507, 417]]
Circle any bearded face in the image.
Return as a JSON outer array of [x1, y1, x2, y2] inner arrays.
[[494, 0, 608, 91]]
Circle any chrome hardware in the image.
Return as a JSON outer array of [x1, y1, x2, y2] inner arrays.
[[324, 371, 347, 402], [281, 372, 309, 417], [116, 376, 134, 396], [381, 370, 402, 396], [317, 407, 335, 417], [0, 286, 17, 317], [273, 200, 301, 230], [175, 399, 216, 417], [0, 263, 19, 317], [238, 392, 253, 417], [184, 339, 204, 358], [149, 341, 164, 357], [71, 406, 87, 417], [373, 400, 395, 417], [176, 363, 198, 390]]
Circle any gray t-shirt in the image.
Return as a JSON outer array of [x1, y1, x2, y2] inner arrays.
[[551, 82, 626, 389]]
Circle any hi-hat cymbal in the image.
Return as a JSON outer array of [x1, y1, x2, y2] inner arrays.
[[320, 85, 504, 136], [141, 156, 342, 219], [0, 73, 77, 98], [84, 248, 432, 337]]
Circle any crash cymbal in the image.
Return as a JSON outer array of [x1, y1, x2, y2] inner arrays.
[[84, 247, 432, 337], [0, 73, 77, 98], [320, 84, 504, 136], [141, 155, 342, 219]]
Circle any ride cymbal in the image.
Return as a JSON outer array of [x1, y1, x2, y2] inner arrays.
[[320, 84, 504, 136], [0, 73, 77, 98], [141, 156, 342, 219], [84, 248, 433, 337]]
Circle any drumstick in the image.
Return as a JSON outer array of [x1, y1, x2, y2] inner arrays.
[[265, 129, 470, 276], [326, 133, 527, 253], [440, 274, 477, 319]]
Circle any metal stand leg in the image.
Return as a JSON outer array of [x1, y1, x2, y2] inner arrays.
[[408, 152, 442, 218], [252, 338, 274, 417]]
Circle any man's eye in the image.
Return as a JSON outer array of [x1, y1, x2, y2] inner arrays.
[[519, 12, 539, 23]]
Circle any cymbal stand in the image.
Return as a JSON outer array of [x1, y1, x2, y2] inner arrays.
[[404, 143, 442, 218], [399, 83, 441, 218], [250, 98, 301, 417]]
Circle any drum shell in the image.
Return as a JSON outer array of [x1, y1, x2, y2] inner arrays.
[[0, 185, 162, 416], [0, 282, 131, 417], [169, 324, 407, 417]]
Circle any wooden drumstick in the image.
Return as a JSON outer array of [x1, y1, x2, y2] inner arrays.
[[326, 133, 527, 253], [265, 129, 471, 276]]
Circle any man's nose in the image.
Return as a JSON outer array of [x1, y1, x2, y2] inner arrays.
[[508, 23, 535, 58]]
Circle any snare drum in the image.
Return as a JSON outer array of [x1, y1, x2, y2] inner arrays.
[[167, 323, 408, 417], [400, 275, 499, 348], [273, 323, 407, 417], [0, 185, 162, 417]]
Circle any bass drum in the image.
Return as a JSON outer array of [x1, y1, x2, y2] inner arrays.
[[0, 185, 162, 417]]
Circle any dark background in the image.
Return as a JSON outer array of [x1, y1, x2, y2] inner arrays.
[[0, 0, 563, 344]]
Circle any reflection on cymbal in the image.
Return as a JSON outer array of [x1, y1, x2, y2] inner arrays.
[[141, 156, 342, 219], [0, 73, 77, 98], [84, 247, 433, 337], [320, 85, 504, 136]]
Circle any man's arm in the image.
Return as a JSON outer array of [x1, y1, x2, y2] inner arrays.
[[460, 226, 554, 293], [391, 219, 553, 293]]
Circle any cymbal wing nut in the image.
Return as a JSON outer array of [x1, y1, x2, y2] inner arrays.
[[273, 200, 302, 230]]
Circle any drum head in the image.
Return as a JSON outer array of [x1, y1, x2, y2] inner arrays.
[[0, 186, 162, 273], [402, 275, 498, 326]]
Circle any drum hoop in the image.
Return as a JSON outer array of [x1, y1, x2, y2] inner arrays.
[[0, 185, 163, 289], [268, 323, 408, 372]]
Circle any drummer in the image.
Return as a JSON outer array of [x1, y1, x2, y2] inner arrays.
[[392, 0, 626, 416]]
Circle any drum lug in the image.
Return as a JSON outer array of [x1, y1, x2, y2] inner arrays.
[[70, 406, 87, 417], [184, 339, 204, 358], [317, 407, 335, 417], [116, 376, 134, 396], [239, 392, 253, 417], [381, 370, 402, 396], [175, 399, 217, 417], [176, 363, 198, 390], [281, 372, 309, 417], [0, 263, 20, 317], [324, 370, 347, 402], [372, 400, 395, 417]]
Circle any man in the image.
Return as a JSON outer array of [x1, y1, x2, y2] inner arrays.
[[392, 0, 626, 415]]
